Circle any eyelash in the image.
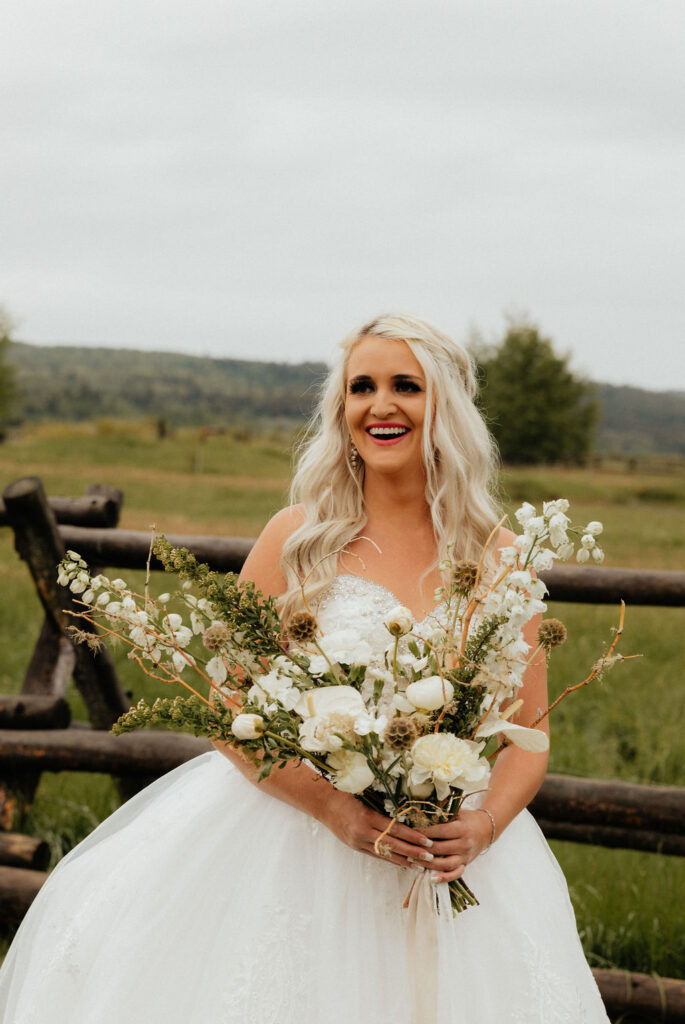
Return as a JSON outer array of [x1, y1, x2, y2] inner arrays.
[[347, 381, 422, 395]]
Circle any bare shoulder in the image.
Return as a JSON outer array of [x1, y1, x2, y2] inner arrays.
[[238, 504, 306, 597], [495, 526, 517, 550]]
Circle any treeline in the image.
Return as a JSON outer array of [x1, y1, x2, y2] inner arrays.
[[7, 343, 326, 426], [5, 336, 685, 457]]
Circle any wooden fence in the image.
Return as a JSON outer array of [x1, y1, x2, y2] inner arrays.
[[2, 475, 685, 1021]]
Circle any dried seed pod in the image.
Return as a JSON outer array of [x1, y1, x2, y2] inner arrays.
[[451, 559, 479, 595], [537, 618, 568, 650], [384, 716, 420, 751], [202, 623, 231, 652], [286, 612, 318, 643]]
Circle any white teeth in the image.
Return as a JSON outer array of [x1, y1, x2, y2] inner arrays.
[[368, 426, 409, 437]]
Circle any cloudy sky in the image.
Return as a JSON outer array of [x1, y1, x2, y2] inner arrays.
[[2, 0, 684, 389]]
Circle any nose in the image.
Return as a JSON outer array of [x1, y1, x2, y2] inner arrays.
[[370, 385, 398, 419]]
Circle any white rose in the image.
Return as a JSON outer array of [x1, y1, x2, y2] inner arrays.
[[231, 713, 266, 740], [405, 676, 454, 711], [383, 605, 413, 638], [326, 750, 375, 794], [409, 734, 489, 801]]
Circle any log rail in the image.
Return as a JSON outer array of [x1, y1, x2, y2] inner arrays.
[[1, 476, 684, 1019]]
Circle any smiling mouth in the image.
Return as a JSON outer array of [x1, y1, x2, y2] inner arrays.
[[365, 424, 410, 443]]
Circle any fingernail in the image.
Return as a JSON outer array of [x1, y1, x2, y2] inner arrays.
[[430, 872, 441, 884], [421, 852, 434, 862], [423, 837, 433, 847]]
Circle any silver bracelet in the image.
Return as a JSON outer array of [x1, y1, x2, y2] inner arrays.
[[476, 807, 496, 850]]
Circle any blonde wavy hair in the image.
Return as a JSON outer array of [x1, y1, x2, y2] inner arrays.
[[279, 313, 501, 620]]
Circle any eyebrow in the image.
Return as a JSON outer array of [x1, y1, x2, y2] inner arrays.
[[348, 373, 424, 385]]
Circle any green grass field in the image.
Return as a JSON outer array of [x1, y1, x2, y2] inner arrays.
[[1, 421, 684, 978]]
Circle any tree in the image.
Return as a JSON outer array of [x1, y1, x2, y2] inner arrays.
[[0, 305, 17, 439], [473, 317, 598, 465]]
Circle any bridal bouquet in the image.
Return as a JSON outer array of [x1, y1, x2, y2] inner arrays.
[[59, 500, 626, 914]]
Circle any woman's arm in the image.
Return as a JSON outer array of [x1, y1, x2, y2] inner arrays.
[[211, 507, 435, 867]]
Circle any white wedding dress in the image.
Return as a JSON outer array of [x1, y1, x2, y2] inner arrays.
[[0, 576, 609, 1023]]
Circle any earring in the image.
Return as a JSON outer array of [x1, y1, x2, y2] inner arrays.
[[349, 438, 360, 470]]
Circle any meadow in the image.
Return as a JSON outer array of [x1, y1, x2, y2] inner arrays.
[[1, 420, 684, 978]]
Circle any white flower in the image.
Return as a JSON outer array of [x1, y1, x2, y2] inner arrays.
[[548, 512, 570, 548], [206, 656, 228, 685], [69, 578, 88, 594], [515, 502, 537, 526], [498, 545, 519, 567], [581, 534, 596, 549], [231, 714, 265, 740], [383, 605, 413, 638], [296, 685, 365, 720], [474, 714, 549, 752], [585, 521, 603, 536], [82, 589, 96, 605], [353, 710, 388, 737], [327, 750, 375, 794], [252, 668, 300, 710], [543, 498, 569, 516], [576, 548, 590, 563], [592, 547, 605, 563], [158, 592, 171, 605], [556, 541, 575, 560], [409, 734, 489, 801], [171, 650, 188, 674], [96, 592, 110, 607], [305, 630, 372, 675], [405, 676, 454, 711], [531, 549, 556, 573]]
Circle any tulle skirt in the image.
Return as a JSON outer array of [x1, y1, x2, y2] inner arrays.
[[0, 751, 608, 1023]]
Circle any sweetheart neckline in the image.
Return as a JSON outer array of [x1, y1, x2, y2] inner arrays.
[[333, 573, 447, 628]]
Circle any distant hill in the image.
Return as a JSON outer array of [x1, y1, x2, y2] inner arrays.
[[6, 341, 685, 454], [7, 342, 326, 428]]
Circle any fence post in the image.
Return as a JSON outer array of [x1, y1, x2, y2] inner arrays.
[[2, 477, 129, 728]]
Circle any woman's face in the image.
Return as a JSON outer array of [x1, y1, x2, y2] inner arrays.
[[344, 336, 427, 477]]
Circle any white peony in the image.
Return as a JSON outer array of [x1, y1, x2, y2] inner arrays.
[[327, 750, 375, 793], [409, 734, 489, 800], [231, 713, 266, 740], [305, 630, 373, 675], [405, 676, 454, 711]]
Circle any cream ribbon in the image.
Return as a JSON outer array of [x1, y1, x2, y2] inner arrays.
[[404, 869, 439, 1024]]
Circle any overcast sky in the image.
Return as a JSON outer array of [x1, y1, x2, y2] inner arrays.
[[2, 0, 684, 390]]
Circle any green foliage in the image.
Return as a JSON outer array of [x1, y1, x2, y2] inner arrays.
[[0, 307, 16, 435], [153, 537, 285, 659], [7, 341, 326, 428], [475, 317, 598, 465]]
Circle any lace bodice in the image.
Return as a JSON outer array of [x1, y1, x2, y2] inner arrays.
[[314, 575, 449, 716], [316, 574, 447, 651]]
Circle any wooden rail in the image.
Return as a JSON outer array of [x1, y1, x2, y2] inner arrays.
[[0, 490, 123, 528], [57, 524, 685, 606]]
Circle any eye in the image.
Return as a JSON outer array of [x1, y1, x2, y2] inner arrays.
[[347, 379, 374, 395], [395, 380, 422, 394]]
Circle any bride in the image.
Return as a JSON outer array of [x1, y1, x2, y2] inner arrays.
[[0, 313, 609, 1022]]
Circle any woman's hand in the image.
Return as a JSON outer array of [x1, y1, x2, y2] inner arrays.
[[320, 790, 436, 870], [419, 809, 494, 883]]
